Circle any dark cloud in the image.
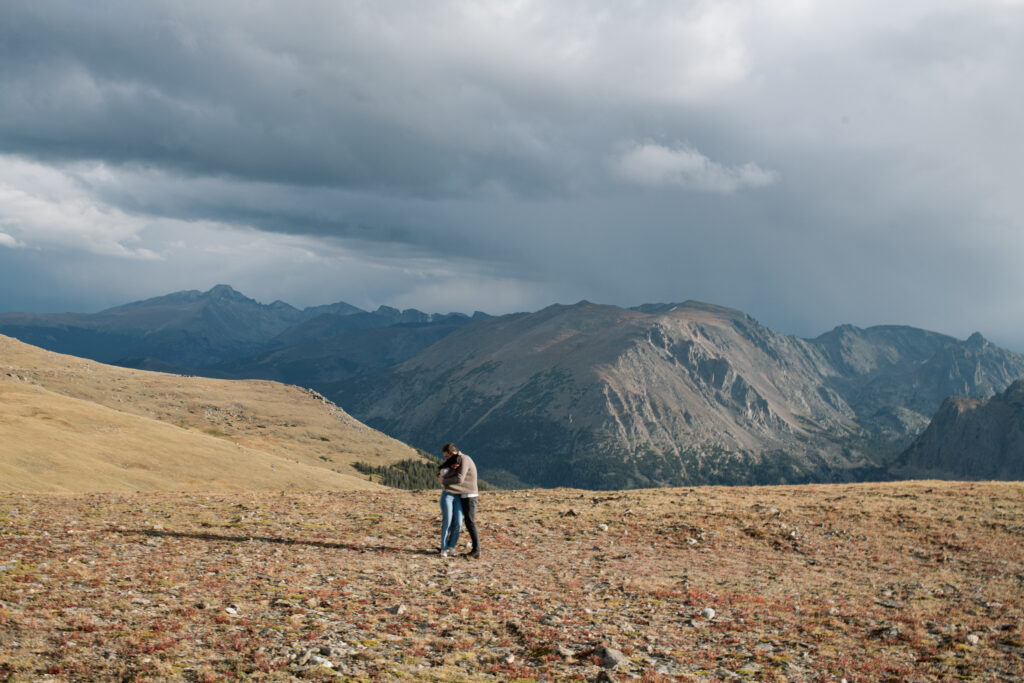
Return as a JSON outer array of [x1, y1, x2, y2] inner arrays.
[[1, 1, 1022, 351]]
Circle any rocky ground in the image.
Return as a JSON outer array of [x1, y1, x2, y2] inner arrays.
[[1, 480, 1022, 681]]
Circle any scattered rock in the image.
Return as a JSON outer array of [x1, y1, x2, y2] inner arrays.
[[871, 625, 901, 640], [310, 654, 334, 668], [597, 645, 628, 668], [966, 634, 981, 647], [389, 604, 407, 616], [597, 524, 609, 532], [701, 607, 716, 620]]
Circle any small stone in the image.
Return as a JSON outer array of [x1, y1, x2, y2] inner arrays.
[[310, 654, 334, 668], [598, 524, 609, 532], [504, 653, 515, 664], [966, 634, 980, 646], [225, 605, 239, 615], [701, 607, 716, 619], [597, 645, 628, 668], [556, 645, 575, 658], [390, 604, 407, 615]]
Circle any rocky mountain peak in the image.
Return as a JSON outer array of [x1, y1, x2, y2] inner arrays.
[[205, 284, 253, 303], [966, 331, 988, 348]]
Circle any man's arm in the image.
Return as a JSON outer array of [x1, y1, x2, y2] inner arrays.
[[442, 457, 469, 486]]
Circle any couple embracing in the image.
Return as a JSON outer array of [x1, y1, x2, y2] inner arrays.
[[437, 442, 480, 558]]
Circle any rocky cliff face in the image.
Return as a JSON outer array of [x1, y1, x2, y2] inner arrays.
[[894, 379, 1024, 480], [807, 327, 1024, 449], [333, 301, 1024, 488]]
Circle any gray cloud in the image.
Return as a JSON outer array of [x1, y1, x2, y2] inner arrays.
[[1, 1, 1023, 351], [610, 141, 779, 193]]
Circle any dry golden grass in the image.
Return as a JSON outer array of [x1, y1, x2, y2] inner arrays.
[[1, 481, 1021, 681], [0, 334, 419, 492]]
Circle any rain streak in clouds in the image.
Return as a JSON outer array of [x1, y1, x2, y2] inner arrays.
[[1, 0, 1023, 349]]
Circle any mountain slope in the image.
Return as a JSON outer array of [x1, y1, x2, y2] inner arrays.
[[214, 318, 475, 386], [0, 334, 419, 492], [893, 379, 1024, 480], [332, 301, 1024, 488]]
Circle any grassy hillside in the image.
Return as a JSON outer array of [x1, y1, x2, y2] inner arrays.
[[0, 334, 419, 492]]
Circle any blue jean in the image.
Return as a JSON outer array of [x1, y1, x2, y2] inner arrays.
[[440, 491, 463, 551]]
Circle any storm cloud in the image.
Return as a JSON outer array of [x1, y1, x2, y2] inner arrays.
[[1, 0, 1023, 349]]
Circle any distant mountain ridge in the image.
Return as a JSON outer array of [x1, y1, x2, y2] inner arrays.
[[0, 285, 484, 372]]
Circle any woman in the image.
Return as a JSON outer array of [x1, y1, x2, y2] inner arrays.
[[438, 442, 463, 557]]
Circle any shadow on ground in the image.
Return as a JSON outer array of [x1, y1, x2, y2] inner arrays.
[[111, 527, 438, 556]]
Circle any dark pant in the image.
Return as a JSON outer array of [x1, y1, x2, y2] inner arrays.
[[459, 496, 480, 551]]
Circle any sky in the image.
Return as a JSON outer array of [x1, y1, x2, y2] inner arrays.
[[1, 1, 1023, 349]]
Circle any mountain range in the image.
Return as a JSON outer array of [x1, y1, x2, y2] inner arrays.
[[4, 287, 1023, 489], [331, 301, 1024, 488], [0, 284, 485, 375]]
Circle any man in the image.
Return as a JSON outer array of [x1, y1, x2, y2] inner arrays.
[[440, 443, 480, 558]]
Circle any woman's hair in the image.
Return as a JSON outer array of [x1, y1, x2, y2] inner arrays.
[[439, 443, 460, 470]]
